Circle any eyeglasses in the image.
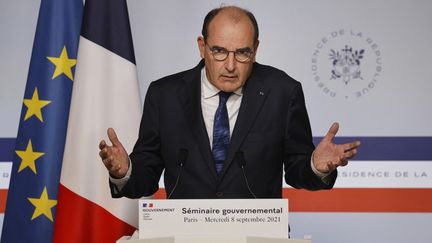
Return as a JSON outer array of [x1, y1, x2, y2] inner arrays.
[[206, 44, 254, 63]]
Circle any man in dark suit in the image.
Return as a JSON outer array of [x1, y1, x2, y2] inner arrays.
[[99, 6, 360, 199]]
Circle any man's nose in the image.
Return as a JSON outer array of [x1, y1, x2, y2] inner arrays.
[[225, 52, 236, 72]]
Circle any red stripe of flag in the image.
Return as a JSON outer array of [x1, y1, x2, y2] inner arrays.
[[0, 189, 7, 213], [53, 185, 135, 243]]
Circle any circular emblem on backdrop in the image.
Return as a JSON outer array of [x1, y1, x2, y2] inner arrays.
[[311, 29, 383, 99]]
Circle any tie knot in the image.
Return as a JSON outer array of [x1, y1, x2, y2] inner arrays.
[[218, 91, 231, 104]]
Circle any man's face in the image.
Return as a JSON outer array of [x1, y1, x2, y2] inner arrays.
[[198, 12, 259, 92]]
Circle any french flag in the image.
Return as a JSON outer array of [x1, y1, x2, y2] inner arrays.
[[53, 0, 142, 242]]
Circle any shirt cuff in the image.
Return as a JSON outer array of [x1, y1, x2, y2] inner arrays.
[[109, 158, 132, 192]]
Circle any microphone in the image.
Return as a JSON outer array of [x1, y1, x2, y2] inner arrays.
[[236, 151, 257, 198], [167, 148, 188, 199], [236, 152, 290, 237]]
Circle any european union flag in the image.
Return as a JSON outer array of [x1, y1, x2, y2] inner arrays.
[[1, 0, 82, 242]]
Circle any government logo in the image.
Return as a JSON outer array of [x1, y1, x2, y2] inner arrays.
[[311, 29, 383, 99]]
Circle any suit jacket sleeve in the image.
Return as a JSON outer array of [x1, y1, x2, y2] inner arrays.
[[283, 83, 336, 190]]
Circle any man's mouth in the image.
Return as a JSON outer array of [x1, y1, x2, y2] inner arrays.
[[221, 75, 237, 81]]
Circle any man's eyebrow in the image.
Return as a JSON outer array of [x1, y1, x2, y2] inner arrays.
[[210, 45, 252, 51], [236, 47, 252, 52], [210, 45, 225, 49]]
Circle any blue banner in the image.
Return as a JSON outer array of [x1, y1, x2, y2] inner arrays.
[[1, 0, 82, 242]]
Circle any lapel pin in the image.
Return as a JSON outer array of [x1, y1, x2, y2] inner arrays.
[[259, 91, 264, 96]]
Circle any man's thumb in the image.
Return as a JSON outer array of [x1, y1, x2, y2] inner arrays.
[[107, 128, 121, 147], [323, 122, 339, 142]]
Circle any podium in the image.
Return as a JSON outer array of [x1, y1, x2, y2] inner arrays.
[[118, 199, 311, 243], [117, 236, 311, 243]]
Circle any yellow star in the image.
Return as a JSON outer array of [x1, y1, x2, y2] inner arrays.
[[28, 187, 57, 221], [47, 46, 77, 80], [23, 88, 51, 122], [15, 139, 44, 174]]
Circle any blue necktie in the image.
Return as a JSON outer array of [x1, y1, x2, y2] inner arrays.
[[212, 92, 231, 174]]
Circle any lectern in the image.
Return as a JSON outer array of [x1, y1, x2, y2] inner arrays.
[[117, 199, 311, 243]]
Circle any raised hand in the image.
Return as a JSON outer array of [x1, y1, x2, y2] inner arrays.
[[313, 122, 361, 173], [99, 128, 130, 178]]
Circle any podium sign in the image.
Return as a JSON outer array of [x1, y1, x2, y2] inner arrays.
[[139, 199, 288, 239]]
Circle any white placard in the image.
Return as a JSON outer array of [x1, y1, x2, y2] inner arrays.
[[0, 162, 12, 189], [138, 199, 288, 239]]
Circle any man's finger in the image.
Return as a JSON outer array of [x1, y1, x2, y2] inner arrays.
[[106, 161, 114, 171], [99, 140, 106, 150], [107, 128, 121, 147], [102, 158, 109, 167], [339, 159, 348, 167], [323, 122, 339, 143], [344, 148, 358, 160], [104, 156, 115, 169], [343, 141, 361, 153], [99, 150, 106, 159], [99, 146, 109, 159], [326, 161, 337, 172]]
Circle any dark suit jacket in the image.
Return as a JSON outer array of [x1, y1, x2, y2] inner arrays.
[[111, 60, 336, 199]]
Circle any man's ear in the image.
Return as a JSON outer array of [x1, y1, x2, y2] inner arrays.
[[197, 36, 205, 59], [252, 40, 259, 62]]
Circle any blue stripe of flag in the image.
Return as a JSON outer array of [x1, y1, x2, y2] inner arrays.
[[81, 0, 136, 64], [0, 138, 15, 161]]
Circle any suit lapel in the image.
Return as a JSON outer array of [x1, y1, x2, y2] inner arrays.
[[177, 61, 219, 179], [220, 66, 270, 178]]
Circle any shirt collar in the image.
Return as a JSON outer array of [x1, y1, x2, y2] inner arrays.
[[201, 67, 243, 99]]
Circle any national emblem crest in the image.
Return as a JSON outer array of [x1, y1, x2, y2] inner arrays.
[[329, 45, 365, 84]]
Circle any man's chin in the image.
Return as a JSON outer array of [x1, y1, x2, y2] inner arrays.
[[219, 84, 240, 92]]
